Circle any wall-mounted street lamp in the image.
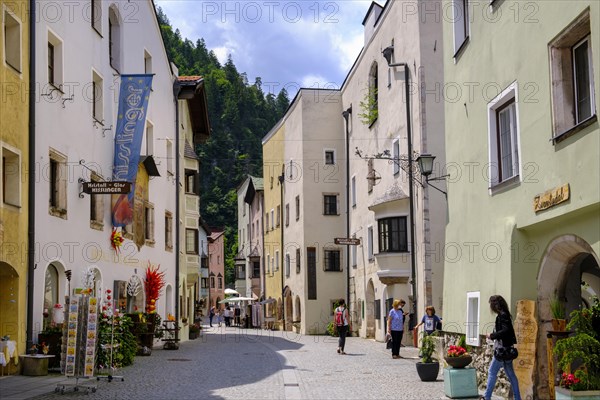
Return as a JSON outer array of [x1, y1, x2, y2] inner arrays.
[[416, 154, 448, 197]]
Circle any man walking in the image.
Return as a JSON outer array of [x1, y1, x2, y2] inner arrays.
[[209, 306, 215, 327], [334, 299, 350, 355]]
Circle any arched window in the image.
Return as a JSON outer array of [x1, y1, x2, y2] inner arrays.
[[369, 62, 379, 115], [108, 6, 121, 71], [44, 264, 59, 311]]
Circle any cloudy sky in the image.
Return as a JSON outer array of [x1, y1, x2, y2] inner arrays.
[[155, 1, 373, 96]]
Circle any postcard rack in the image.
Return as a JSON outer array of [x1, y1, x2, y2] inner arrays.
[[55, 294, 98, 395]]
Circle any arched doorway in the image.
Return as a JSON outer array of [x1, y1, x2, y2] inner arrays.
[[165, 284, 173, 316], [536, 235, 600, 395], [0, 262, 19, 342], [294, 296, 301, 325], [366, 279, 376, 338], [283, 287, 293, 331]]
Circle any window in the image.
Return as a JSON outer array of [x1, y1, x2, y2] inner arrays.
[[142, 121, 154, 156], [108, 6, 121, 71], [2, 146, 20, 207], [201, 278, 208, 289], [368, 62, 379, 123], [49, 149, 67, 217], [323, 194, 338, 215], [324, 150, 335, 165], [374, 299, 381, 320], [367, 226, 374, 260], [324, 250, 341, 272], [252, 261, 260, 278], [210, 276, 215, 288], [307, 248, 317, 300], [466, 291, 480, 346], [166, 139, 174, 175], [285, 253, 290, 277], [144, 202, 155, 243], [236, 265, 245, 280], [276, 205, 280, 227], [295, 195, 300, 220], [285, 204, 290, 227], [267, 254, 271, 275], [218, 277, 223, 289], [186, 229, 198, 255], [47, 30, 63, 87], [451, 0, 469, 56], [393, 139, 400, 175], [265, 213, 269, 232], [351, 176, 356, 207], [92, 70, 104, 122], [270, 209, 274, 230], [91, 0, 102, 33], [3, 8, 21, 72], [89, 174, 103, 228], [549, 10, 596, 139], [488, 82, 520, 187], [185, 170, 198, 194], [378, 217, 408, 253], [43, 264, 59, 328], [165, 211, 173, 250], [351, 235, 357, 268], [275, 250, 279, 271], [144, 49, 152, 74], [367, 159, 374, 193], [295, 248, 301, 274]]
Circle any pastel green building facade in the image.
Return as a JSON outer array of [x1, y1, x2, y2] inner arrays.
[[442, 0, 600, 394]]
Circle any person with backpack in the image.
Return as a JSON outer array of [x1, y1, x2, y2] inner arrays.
[[334, 299, 350, 355], [387, 299, 407, 359], [414, 306, 442, 336]]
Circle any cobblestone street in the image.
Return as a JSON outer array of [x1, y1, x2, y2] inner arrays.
[[13, 327, 452, 400]]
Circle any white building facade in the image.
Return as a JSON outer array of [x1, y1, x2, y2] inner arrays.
[[34, 0, 178, 335]]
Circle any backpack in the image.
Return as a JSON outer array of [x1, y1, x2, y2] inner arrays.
[[435, 316, 442, 331], [335, 307, 345, 326]]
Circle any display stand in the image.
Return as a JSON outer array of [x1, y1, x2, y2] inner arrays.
[[96, 312, 124, 383], [161, 321, 180, 350], [55, 295, 98, 395]]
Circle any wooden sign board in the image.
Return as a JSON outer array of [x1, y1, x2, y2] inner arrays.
[[82, 182, 131, 195], [534, 184, 569, 213], [334, 238, 361, 246], [514, 299, 537, 400]]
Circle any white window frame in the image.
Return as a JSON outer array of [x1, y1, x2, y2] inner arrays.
[[47, 29, 64, 88], [91, 0, 102, 34], [1, 143, 21, 207], [48, 148, 67, 218], [351, 234, 357, 267], [144, 201, 155, 244], [451, 0, 470, 58], [572, 36, 595, 124], [323, 193, 339, 216], [367, 226, 374, 261], [466, 291, 480, 346], [392, 139, 400, 176], [142, 120, 154, 156], [324, 149, 336, 165], [351, 175, 356, 207], [3, 5, 22, 73], [487, 81, 521, 189], [144, 48, 153, 75], [92, 69, 104, 123]]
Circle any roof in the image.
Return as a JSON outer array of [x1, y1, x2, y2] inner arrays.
[[209, 230, 225, 241], [361, 1, 384, 26], [177, 75, 203, 83], [368, 182, 408, 211], [177, 77, 211, 144], [249, 176, 264, 191], [184, 140, 198, 160], [245, 175, 264, 204]]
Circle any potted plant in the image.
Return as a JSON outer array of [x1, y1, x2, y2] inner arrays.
[[416, 332, 439, 381], [554, 303, 600, 399], [550, 294, 567, 331], [189, 323, 201, 340], [445, 335, 473, 369]]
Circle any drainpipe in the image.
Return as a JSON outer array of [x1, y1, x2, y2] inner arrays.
[[278, 168, 285, 330], [173, 79, 181, 339], [342, 106, 352, 327], [26, 0, 37, 350]]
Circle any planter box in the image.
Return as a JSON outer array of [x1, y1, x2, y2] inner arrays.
[[556, 387, 600, 400], [443, 367, 478, 398], [20, 355, 54, 376]]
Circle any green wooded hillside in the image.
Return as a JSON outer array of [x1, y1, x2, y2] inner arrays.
[[157, 8, 290, 284]]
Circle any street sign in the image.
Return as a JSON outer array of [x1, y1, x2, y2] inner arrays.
[[334, 238, 361, 246], [82, 181, 131, 195]]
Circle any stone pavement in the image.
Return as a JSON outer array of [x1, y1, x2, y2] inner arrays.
[[0, 327, 491, 400]]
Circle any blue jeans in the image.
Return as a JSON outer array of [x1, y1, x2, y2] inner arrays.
[[484, 356, 521, 400]]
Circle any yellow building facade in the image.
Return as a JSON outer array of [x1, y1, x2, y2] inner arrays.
[[262, 124, 284, 327], [0, 0, 29, 370]]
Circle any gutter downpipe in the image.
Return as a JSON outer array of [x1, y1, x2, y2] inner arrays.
[[26, 0, 36, 351], [173, 79, 181, 339], [278, 169, 285, 331], [342, 106, 352, 327]]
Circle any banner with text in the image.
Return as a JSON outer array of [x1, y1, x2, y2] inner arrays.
[[111, 74, 153, 227]]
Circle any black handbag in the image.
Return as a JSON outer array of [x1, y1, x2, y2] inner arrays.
[[386, 337, 393, 350], [494, 341, 518, 361]]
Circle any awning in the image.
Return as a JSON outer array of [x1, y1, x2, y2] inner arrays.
[[224, 288, 239, 295], [139, 156, 160, 177]]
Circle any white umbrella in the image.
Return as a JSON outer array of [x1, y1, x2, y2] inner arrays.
[[260, 298, 276, 305], [224, 288, 239, 295]]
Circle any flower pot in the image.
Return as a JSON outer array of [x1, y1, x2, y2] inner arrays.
[[139, 333, 154, 349], [416, 362, 440, 382], [555, 387, 600, 400], [52, 308, 64, 325], [445, 355, 473, 369], [552, 319, 567, 331]]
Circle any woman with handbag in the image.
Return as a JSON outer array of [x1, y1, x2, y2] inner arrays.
[[481, 295, 521, 400]]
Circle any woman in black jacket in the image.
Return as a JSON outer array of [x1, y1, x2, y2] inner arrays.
[[481, 295, 521, 400]]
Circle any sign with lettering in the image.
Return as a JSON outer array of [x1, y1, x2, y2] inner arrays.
[[334, 238, 361, 246], [533, 184, 570, 213], [514, 299, 537, 400], [82, 182, 131, 195]]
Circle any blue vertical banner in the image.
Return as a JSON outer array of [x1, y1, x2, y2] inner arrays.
[[111, 74, 153, 227]]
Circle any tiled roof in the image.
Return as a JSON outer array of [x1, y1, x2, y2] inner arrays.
[[178, 75, 203, 82], [184, 141, 198, 159], [249, 176, 264, 191]]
